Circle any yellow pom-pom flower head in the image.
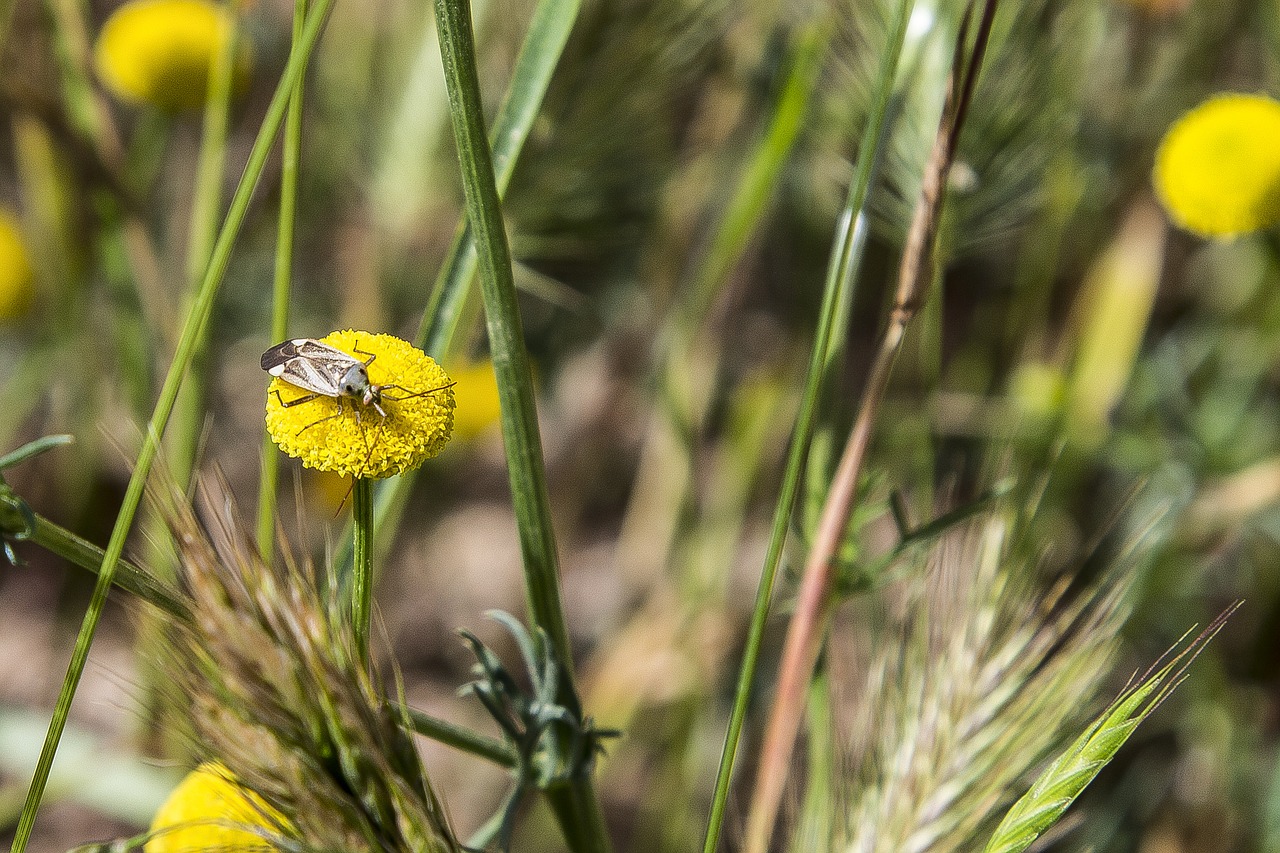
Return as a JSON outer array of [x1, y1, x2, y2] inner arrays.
[[94, 0, 247, 112], [145, 762, 284, 853], [264, 330, 455, 479], [1153, 93, 1280, 239]]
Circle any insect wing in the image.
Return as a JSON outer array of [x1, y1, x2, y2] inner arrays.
[[261, 338, 362, 397]]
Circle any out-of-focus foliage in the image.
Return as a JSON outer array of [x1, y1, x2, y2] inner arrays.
[[0, 0, 1277, 851]]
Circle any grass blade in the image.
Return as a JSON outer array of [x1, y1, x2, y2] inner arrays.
[[700, 4, 912, 851], [257, 0, 308, 548], [8, 3, 337, 848], [334, 0, 581, 577]]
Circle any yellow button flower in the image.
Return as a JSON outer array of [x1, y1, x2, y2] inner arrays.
[[264, 330, 455, 479], [1153, 93, 1280, 239], [94, 0, 243, 112], [146, 762, 283, 853], [448, 358, 503, 442], [0, 210, 34, 321]]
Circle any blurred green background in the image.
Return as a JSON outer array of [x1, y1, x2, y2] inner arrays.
[[1, 0, 1279, 851]]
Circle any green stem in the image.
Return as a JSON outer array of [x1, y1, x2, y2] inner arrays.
[[0, 495, 187, 621], [351, 477, 374, 663], [432, 1, 608, 850], [699, 4, 912, 852], [9, 4, 336, 849], [406, 708, 517, 768], [258, 0, 309, 549], [432, 0, 572, 696]]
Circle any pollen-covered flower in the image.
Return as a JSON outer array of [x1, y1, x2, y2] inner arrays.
[[264, 330, 454, 479], [1153, 93, 1280, 239], [0, 210, 34, 321], [145, 762, 284, 853], [94, 0, 245, 112]]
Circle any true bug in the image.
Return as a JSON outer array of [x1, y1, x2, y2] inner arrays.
[[261, 337, 452, 432]]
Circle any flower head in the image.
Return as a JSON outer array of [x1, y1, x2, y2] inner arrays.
[[0, 210, 34, 321], [1153, 93, 1280, 239], [146, 762, 283, 853], [94, 0, 246, 112], [265, 330, 454, 479]]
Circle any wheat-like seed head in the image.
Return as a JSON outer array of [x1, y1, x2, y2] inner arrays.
[[813, 503, 1137, 853], [149, 474, 459, 853]]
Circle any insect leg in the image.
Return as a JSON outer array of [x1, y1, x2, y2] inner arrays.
[[297, 398, 347, 435], [272, 389, 323, 408]]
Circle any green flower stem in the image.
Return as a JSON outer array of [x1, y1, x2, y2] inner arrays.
[[258, 0, 309, 550], [699, 4, 912, 852], [0, 495, 187, 621], [406, 708, 518, 768], [9, 3, 336, 849], [432, 1, 608, 850], [334, 0, 580, 578], [351, 477, 374, 664]]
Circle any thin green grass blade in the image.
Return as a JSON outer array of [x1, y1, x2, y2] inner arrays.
[[332, 0, 580, 577], [431, 1, 608, 850], [0, 435, 73, 471], [700, 4, 914, 852], [8, 3, 337, 848], [982, 607, 1240, 853], [258, 0, 309, 549], [681, 19, 831, 335]]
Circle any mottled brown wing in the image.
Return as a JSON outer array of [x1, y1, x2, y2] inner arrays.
[[261, 338, 360, 397]]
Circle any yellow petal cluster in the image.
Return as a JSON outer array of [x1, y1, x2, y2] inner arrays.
[[265, 330, 455, 479], [94, 0, 243, 112], [0, 210, 34, 321], [145, 762, 283, 853], [1153, 93, 1280, 239]]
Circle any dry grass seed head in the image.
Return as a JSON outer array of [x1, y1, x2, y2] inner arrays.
[[826, 507, 1136, 853], [150, 475, 458, 853]]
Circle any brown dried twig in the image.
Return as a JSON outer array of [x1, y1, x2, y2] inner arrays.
[[742, 4, 1000, 851]]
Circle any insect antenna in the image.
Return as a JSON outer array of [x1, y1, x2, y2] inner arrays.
[[377, 381, 457, 402]]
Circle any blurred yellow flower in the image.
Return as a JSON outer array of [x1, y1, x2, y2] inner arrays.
[[145, 762, 283, 853], [448, 359, 503, 441], [265, 330, 455, 479], [94, 0, 244, 112], [1153, 93, 1280, 239], [0, 210, 34, 321]]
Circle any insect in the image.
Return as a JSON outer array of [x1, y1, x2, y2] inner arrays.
[[261, 337, 450, 433]]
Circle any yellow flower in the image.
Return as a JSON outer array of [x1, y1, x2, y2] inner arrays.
[[1153, 93, 1280, 239], [265, 330, 455, 479], [0, 210, 34, 321], [145, 762, 283, 853], [94, 0, 245, 112], [448, 359, 503, 442]]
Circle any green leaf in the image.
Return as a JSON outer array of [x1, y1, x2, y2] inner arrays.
[[0, 435, 73, 472]]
